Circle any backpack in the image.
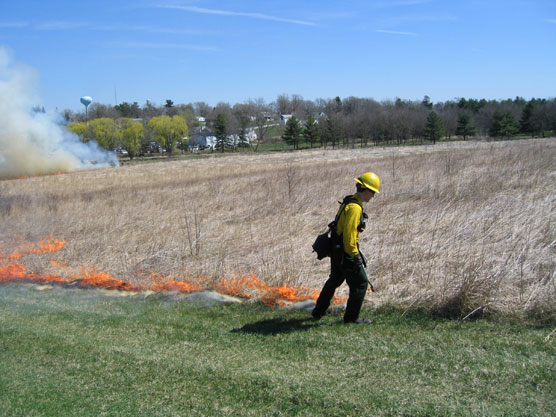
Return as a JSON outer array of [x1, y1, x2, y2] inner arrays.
[[312, 195, 363, 260]]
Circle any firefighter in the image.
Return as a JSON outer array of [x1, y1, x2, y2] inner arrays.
[[312, 172, 380, 324]]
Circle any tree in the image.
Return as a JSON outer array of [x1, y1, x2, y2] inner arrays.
[[194, 101, 211, 118], [489, 111, 519, 139], [320, 115, 343, 149], [232, 103, 252, 150], [422, 95, 433, 109], [542, 100, 556, 136], [275, 94, 291, 115], [282, 116, 303, 149], [66, 121, 89, 142], [214, 113, 229, 153], [118, 118, 144, 159], [250, 98, 273, 151], [88, 103, 119, 120], [147, 115, 188, 153], [520, 98, 545, 137], [141, 100, 161, 120], [115, 101, 141, 118], [165, 99, 177, 116], [303, 114, 320, 148], [89, 118, 121, 150], [423, 111, 444, 144], [455, 113, 476, 140]]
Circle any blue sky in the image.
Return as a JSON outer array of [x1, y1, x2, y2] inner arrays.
[[1, 0, 555, 112]]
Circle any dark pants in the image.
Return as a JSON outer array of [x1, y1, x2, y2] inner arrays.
[[313, 250, 369, 322]]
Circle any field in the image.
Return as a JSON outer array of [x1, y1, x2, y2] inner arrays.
[[1, 138, 556, 416], [0, 283, 554, 417], [2, 138, 555, 316]]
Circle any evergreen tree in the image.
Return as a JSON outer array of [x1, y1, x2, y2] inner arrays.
[[489, 111, 519, 139], [520, 98, 545, 137], [422, 95, 433, 109], [115, 101, 141, 118], [455, 113, 475, 140], [423, 111, 444, 143], [214, 113, 228, 153], [303, 114, 320, 148], [282, 116, 303, 149], [237, 126, 249, 148]]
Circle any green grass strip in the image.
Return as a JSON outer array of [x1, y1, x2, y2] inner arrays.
[[1, 284, 554, 417]]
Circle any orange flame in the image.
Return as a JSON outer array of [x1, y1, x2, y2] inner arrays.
[[0, 262, 27, 281], [72, 266, 143, 292], [214, 273, 269, 298], [0, 261, 66, 285], [7, 235, 65, 260], [0, 236, 349, 308]]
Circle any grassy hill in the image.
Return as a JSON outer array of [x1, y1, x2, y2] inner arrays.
[[1, 283, 554, 417]]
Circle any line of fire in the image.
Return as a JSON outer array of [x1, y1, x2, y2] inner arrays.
[[0, 235, 347, 308]]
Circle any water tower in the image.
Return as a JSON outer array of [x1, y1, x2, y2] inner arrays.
[[80, 96, 93, 122]]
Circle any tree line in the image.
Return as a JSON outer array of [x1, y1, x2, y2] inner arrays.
[[63, 95, 556, 155]]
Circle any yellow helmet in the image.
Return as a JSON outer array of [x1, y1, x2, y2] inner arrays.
[[355, 172, 380, 193]]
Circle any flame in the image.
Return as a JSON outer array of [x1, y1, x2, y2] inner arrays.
[[0, 262, 26, 281], [7, 235, 65, 260], [50, 259, 68, 268], [150, 271, 203, 293], [214, 273, 269, 299], [0, 261, 66, 285], [0, 236, 349, 308], [72, 266, 143, 291]]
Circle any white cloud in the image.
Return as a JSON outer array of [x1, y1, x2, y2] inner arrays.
[[93, 24, 212, 36], [108, 41, 219, 52], [372, 0, 432, 7], [546, 18, 556, 24], [376, 29, 418, 36], [35, 21, 88, 30], [0, 21, 28, 28], [157, 5, 317, 26]]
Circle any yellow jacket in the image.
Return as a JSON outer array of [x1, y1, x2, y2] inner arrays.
[[335, 193, 363, 257]]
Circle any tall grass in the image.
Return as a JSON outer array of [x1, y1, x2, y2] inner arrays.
[[1, 138, 555, 317]]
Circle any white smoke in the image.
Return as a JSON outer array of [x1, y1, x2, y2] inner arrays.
[[0, 48, 119, 178]]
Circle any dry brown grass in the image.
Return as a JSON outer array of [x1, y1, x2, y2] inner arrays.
[[1, 138, 555, 316]]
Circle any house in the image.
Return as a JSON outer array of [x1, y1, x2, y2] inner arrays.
[[229, 128, 257, 145], [189, 131, 217, 149], [280, 114, 293, 125], [189, 128, 257, 150], [312, 112, 327, 120], [196, 116, 206, 127]]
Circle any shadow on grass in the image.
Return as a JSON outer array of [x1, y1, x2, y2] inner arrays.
[[231, 317, 320, 335]]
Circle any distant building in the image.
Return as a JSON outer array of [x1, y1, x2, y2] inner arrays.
[[189, 128, 257, 150], [280, 114, 293, 125], [189, 131, 217, 149], [312, 112, 327, 120], [196, 116, 206, 128]]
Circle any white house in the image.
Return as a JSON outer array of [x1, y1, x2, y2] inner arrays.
[[189, 131, 217, 149], [189, 128, 257, 150], [280, 114, 293, 125]]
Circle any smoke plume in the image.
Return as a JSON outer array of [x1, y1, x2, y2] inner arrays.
[[0, 48, 118, 178]]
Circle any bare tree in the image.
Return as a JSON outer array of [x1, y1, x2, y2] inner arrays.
[[275, 94, 291, 115], [194, 102, 212, 118]]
